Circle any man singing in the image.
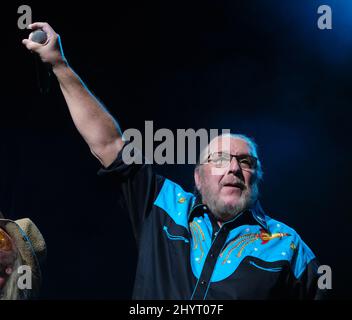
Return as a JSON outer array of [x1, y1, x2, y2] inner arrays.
[[22, 22, 324, 299]]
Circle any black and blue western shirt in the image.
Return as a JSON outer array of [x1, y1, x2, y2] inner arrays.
[[98, 144, 322, 300]]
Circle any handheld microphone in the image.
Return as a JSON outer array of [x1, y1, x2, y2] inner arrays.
[[30, 30, 51, 94], [30, 30, 48, 44]]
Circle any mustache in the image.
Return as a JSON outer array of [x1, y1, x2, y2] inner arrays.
[[220, 177, 246, 190]]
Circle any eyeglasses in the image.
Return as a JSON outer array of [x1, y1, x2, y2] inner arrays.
[[205, 152, 258, 171], [0, 228, 13, 252]]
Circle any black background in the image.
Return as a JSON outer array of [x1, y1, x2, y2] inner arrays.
[[0, 0, 351, 299]]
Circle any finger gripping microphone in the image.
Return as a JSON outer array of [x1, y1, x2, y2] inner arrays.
[[30, 30, 48, 44], [30, 30, 51, 94]]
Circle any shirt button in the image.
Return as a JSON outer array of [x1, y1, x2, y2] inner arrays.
[[210, 253, 214, 258], [200, 280, 207, 285]]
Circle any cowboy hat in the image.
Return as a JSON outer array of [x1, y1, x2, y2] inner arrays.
[[0, 211, 46, 298]]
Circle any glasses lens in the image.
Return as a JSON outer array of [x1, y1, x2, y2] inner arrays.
[[210, 152, 231, 167], [209, 153, 257, 170], [237, 155, 257, 170]]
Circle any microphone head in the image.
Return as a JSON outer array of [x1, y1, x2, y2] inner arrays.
[[30, 30, 48, 44]]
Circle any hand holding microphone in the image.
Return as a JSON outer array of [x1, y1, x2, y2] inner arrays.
[[22, 22, 66, 68], [22, 22, 67, 94]]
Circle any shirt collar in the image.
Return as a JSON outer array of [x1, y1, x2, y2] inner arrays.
[[189, 195, 269, 232]]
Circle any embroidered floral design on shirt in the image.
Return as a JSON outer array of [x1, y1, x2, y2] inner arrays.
[[190, 221, 206, 263], [220, 229, 291, 264]]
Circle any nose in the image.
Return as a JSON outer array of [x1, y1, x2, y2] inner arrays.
[[227, 156, 241, 174]]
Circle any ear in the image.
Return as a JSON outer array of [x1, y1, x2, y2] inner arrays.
[[194, 167, 201, 191]]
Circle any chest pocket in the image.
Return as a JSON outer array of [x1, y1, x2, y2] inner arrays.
[[162, 222, 190, 259], [249, 260, 283, 273], [163, 225, 189, 244], [227, 257, 290, 299]]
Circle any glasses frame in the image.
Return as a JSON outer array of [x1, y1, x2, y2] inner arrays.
[[203, 151, 258, 172]]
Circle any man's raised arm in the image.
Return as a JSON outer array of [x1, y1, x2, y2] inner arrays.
[[22, 22, 125, 168]]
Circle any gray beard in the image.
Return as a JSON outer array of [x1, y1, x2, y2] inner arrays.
[[199, 184, 258, 222]]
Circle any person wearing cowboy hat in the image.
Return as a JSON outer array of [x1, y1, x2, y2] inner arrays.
[[0, 211, 46, 300]]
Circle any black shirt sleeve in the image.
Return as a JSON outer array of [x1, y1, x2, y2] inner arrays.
[[295, 258, 323, 299], [97, 142, 165, 245], [289, 236, 328, 300]]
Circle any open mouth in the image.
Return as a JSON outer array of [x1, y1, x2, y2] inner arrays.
[[222, 182, 245, 190]]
